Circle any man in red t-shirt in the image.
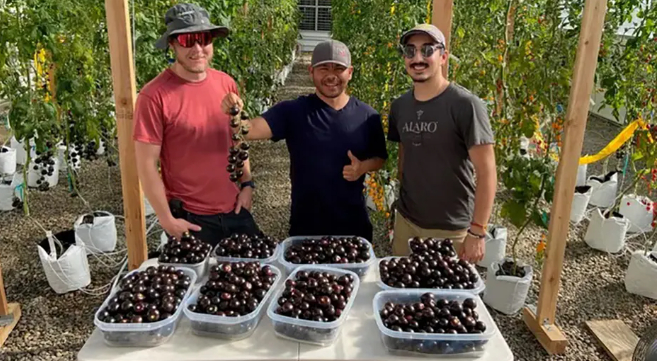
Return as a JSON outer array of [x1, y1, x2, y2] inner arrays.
[[133, 3, 259, 246]]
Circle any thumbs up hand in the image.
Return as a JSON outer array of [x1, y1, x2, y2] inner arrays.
[[343, 150, 364, 181]]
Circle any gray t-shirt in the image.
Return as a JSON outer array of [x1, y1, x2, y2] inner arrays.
[[388, 83, 494, 230]]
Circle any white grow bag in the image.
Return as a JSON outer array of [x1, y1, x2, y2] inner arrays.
[[96, 139, 105, 155], [620, 194, 655, 234], [37, 230, 91, 294], [624, 251, 657, 300], [584, 208, 630, 253], [477, 225, 507, 268], [587, 171, 618, 208], [365, 176, 397, 212], [10, 136, 36, 166], [144, 197, 155, 217], [74, 211, 118, 254], [0, 173, 23, 211], [483, 258, 533, 315], [570, 185, 593, 224], [58, 144, 82, 171], [576, 164, 588, 187], [27, 157, 60, 188], [0, 146, 17, 175]]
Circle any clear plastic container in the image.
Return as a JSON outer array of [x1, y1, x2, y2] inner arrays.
[[93, 268, 198, 347], [212, 242, 281, 265], [278, 236, 376, 278], [183, 264, 282, 340], [373, 290, 496, 357], [267, 265, 360, 346], [375, 257, 485, 295], [159, 251, 210, 281]]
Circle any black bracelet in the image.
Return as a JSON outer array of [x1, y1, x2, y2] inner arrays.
[[240, 180, 255, 189], [467, 228, 486, 239]]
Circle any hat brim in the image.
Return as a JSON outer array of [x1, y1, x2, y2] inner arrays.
[[399, 29, 443, 46], [155, 25, 229, 50], [311, 60, 350, 68]]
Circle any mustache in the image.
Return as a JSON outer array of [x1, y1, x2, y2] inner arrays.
[[322, 78, 341, 85]]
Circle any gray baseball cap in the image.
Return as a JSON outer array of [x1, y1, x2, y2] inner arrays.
[[311, 40, 352, 68], [400, 24, 446, 47], [155, 3, 229, 50]]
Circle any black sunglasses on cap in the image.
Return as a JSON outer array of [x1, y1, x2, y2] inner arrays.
[[399, 44, 445, 59]]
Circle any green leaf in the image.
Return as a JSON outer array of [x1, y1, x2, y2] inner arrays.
[[531, 209, 548, 229], [501, 200, 527, 228], [520, 119, 536, 138]]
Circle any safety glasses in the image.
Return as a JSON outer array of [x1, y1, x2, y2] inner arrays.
[[175, 32, 214, 48], [400, 44, 445, 59]]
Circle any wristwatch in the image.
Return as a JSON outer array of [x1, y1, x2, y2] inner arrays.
[[240, 180, 255, 190]]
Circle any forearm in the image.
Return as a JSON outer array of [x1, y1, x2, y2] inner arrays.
[[136, 159, 174, 224], [471, 169, 497, 231], [244, 117, 273, 141], [240, 157, 252, 182], [361, 157, 385, 174]]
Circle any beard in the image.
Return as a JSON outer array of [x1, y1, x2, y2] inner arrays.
[[175, 50, 211, 74], [314, 77, 344, 98], [406, 62, 433, 83]]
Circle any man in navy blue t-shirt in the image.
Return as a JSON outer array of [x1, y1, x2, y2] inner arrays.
[[221, 40, 388, 241]]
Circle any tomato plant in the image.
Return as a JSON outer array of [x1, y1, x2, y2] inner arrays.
[[597, 0, 657, 122], [333, 0, 655, 269], [0, 0, 298, 215], [133, 0, 299, 116], [332, 0, 428, 221]]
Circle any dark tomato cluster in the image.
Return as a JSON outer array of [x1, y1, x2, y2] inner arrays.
[[32, 151, 56, 191], [284, 237, 371, 265], [158, 232, 211, 264], [379, 246, 480, 290], [188, 262, 278, 317], [274, 270, 356, 323], [227, 106, 251, 183], [409, 237, 457, 259], [97, 266, 192, 324], [214, 233, 279, 259], [380, 293, 486, 334]]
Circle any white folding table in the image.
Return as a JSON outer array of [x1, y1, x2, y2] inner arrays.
[[78, 259, 514, 361]]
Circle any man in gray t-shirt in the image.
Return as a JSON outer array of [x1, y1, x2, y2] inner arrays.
[[388, 24, 497, 263]]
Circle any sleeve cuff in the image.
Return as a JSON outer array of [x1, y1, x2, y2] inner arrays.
[[133, 136, 162, 146], [262, 114, 284, 141]]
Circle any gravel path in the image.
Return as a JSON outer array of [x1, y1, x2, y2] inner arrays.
[[0, 54, 655, 361]]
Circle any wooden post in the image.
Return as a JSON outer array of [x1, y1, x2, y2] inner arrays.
[[523, 0, 607, 355], [104, 0, 147, 270], [432, 0, 453, 78], [0, 265, 7, 317], [0, 264, 21, 347]]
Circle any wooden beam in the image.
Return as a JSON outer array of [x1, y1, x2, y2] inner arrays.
[[0, 264, 8, 316], [0, 303, 21, 347], [524, 0, 607, 354], [431, 0, 453, 78], [0, 265, 21, 348], [104, 0, 147, 270], [586, 320, 639, 361], [523, 308, 568, 354]]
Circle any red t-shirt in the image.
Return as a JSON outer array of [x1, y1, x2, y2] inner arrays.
[[133, 68, 239, 215]]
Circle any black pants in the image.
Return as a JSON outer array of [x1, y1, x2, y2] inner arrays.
[[186, 209, 261, 247], [169, 200, 261, 247]]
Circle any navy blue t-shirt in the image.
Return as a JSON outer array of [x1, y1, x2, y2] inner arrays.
[[262, 94, 388, 239]]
